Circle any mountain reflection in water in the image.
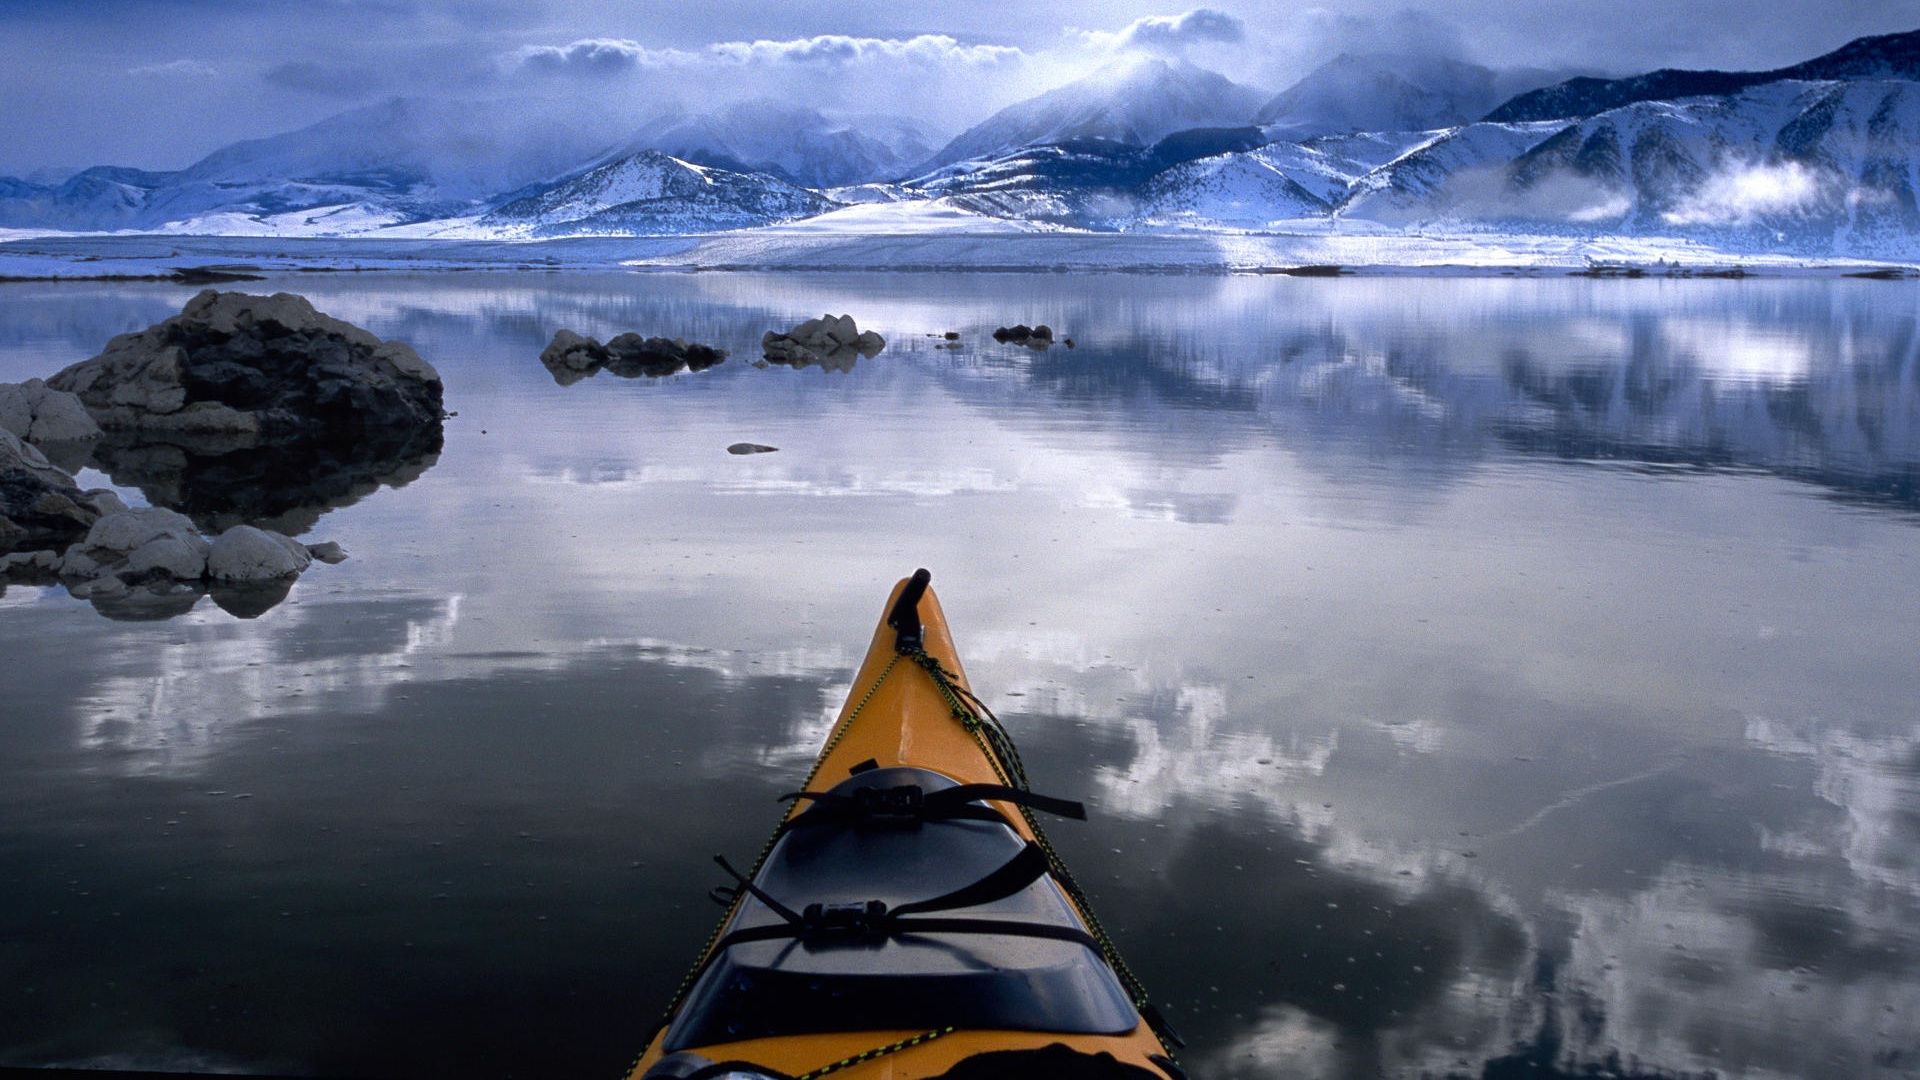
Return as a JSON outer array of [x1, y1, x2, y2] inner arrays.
[[0, 273, 1916, 1080]]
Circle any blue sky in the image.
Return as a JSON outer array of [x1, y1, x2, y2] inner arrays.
[[2, 1, 1910, 176]]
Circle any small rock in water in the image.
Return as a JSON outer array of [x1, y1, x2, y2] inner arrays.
[[727, 443, 779, 455], [305, 540, 349, 564]]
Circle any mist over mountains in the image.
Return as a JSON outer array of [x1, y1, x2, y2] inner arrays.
[[5, 28, 1920, 258]]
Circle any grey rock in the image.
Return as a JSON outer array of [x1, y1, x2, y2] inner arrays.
[[56, 506, 207, 582], [125, 535, 209, 579], [48, 290, 442, 439], [727, 443, 779, 455], [305, 540, 349, 564], [539, 329, 727, 385], [206, 524, 312, 582], [762, 314, 885, 372], [1, 426, 102, 551]]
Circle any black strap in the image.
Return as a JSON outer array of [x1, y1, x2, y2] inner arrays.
[[713, 915, 1102, 955], [892, 841, 1049, 917], [708, 841, 1077, 955], [777, 783, 1085, 837]]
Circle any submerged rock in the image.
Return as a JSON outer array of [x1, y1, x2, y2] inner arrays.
[[539, 329, 727, 385], [47, 289, 443, 439], [763, 314, 885, 372]]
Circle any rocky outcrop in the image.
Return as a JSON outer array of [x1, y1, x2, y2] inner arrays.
[[47, 290, 442, 440], [0, 427, 120, 552], [19, 506, 343, 620], [992, 324, 1055, 348], [0, 379, 102, 445], [762, 315, 885, 372], [539, 329, 727, 385]]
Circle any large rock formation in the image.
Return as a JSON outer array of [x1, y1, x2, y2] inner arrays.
[[47, 290, 442, 439], [539, 329, 728, 385], [762, 315, 885, 372]]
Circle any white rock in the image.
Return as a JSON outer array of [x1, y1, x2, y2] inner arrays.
[[19, 379, 103, 442], [83, 507, 201, 556], [125, 536, 209, 579], [207, 525, 312, 582]]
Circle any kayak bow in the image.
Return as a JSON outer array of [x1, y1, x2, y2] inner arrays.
[[627, 570, 1181, 1080]]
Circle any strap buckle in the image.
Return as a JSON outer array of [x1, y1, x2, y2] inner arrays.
[[851, 784, 924, 818], [801, 900, 889, 938]]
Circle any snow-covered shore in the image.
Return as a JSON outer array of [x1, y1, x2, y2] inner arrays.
[[0, 229, 1911, 279]]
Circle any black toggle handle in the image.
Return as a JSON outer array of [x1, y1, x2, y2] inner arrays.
[[888, 568, 932, 653]]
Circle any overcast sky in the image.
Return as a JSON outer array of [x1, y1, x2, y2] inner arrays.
[[2, 0, 1911, 177]]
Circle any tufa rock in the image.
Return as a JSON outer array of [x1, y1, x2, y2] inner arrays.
[[762, 314, 885, 372], [47, 290, 442, 440], [991, 324, 1054, 348], [207, 524, 313, 582], [0, 379, 103, 445], [539, 329, 727, 385]]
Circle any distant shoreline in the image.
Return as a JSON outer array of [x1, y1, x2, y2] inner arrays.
[[1, 231, 1913, 280]]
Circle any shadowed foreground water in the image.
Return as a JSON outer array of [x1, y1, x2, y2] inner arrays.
[[2, 273, 1917, 1079]]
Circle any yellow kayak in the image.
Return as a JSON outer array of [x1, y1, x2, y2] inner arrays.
[[626, 570, 1183, 1080]]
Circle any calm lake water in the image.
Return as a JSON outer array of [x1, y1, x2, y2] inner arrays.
[[2, 273, 1918, 1080]]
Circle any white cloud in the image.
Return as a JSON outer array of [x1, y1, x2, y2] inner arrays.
[[128, 59, 219, 78], [511, 33, 1022, 77], [1661, 159, 1827, 227], [512, 37, 659, 76], [1072, 8, 1250, 57]]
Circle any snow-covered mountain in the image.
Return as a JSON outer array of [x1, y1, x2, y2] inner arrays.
[[1256, 54, 1505, 139], [924, 57, 1267, 170], [0, 98, 617, 232], [626, 101, 938, 189], [1135, 132, 1432, 229], [480, 150, 836, 236], [908, 127, 1270, 230], [1341, 78, 1920, 255], [1488, 27, 1920, 122]]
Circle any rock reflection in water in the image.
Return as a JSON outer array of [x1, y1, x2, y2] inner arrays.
[[86, 426, 442, 537]]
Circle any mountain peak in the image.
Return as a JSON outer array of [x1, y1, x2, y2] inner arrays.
[[1487, 26, 1920, 123], [924, 59, 1266, 169]]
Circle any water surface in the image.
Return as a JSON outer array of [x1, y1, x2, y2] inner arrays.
[[2, 273, 1917, 1079]]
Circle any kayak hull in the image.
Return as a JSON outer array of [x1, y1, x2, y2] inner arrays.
[[627, 575, 1176, 1080]]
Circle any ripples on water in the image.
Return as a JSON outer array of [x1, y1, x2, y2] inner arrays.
[[1, 274, 1916, 1079]]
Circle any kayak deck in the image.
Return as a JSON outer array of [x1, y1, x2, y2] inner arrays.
[[628, 572, 1179, 1080]]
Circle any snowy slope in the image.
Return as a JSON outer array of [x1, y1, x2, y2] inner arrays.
[[925, 57, 1267, 169], [1489, 27, 1920, 122], [626, 100, 938, 188], [1343, 79, 1920, 255], [480, 151, 836, 236], [1134, 130, 1440, 229], [0, 98, 615, 232], [1340, 122, 1572, 222]]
